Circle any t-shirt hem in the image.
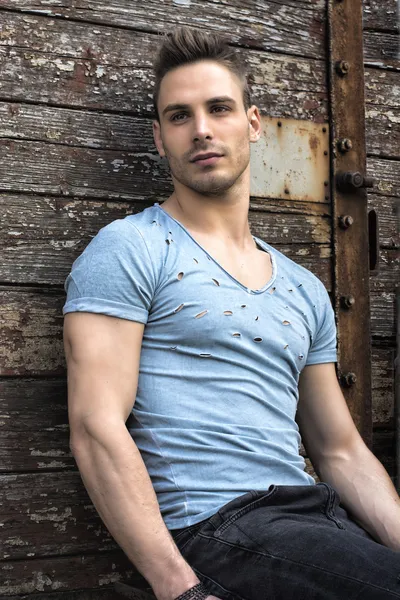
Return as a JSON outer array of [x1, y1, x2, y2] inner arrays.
[[305, 353, 337, 366], [63, 298, 148, 324]]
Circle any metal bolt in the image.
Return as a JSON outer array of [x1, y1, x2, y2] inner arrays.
[[340, 372, 357, 387], [338, 215, 354, 229], [337, 138, 353, 153], [340, 295, 356, 309], [335, 60, 350, 76]]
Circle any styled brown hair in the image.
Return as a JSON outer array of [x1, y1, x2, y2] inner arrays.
[[152, 27, 252, 121]]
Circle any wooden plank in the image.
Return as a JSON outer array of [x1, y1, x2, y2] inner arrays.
[[0, 195, 332, 285], [363, 31, 400, 70], [370, 249, 400, 340], [0, 471, 121, 560], [367, 193, 400, 249], [0, 102, 150, 152], [365, 67, 400, 110], [1, 1, 326, 60], [373, 429, 396, 478], [0, 545, 142, 596], [0, 12, 328, 120], [0, 138, 334, 201], [363, 0, 399, 33], [365, 106, 400, 160], [1, 99, 398, 166], [0, 378, 72, 472], [0, 288, 65, 376], [367, 157, 400, 198], [371, 346, 396, 427]]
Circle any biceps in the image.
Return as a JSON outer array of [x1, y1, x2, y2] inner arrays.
[[296, 363, 361, 462]]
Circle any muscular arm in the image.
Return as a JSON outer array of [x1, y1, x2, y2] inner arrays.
[[64, 312, 201, 600], [296, 362, 400, 552]]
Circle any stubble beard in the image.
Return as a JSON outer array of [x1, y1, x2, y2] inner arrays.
[[164, 139, 251, 197]]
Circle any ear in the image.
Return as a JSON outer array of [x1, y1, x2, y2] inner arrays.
[[248, 106, 261, 143], [153, 120, 166, 158]]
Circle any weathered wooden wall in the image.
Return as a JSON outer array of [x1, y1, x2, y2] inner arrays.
[[0, 1, 398, 597], [363, 0, 399, 477]]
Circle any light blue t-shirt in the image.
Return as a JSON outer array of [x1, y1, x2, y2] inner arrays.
[[63, 203, 337, 530]]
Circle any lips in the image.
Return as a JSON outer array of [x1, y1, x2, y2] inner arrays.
[[191, 152, 223, 162]]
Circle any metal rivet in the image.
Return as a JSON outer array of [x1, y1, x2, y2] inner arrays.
[[338, 215, 354, 229], [340, 295, 356, 309], [337, 138, 353, 153], [335, 60, 350, 76], [340, 372, 357, 387]]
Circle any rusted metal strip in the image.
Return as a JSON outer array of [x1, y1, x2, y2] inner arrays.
[[328, 0, 373, 447]]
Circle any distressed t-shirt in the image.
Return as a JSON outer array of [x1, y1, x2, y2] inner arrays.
[[63, 202, 337, 529]]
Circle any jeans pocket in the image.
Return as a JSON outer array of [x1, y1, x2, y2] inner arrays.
[[214, 485, 277, 539]]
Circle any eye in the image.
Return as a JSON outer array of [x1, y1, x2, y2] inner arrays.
[[171, 112, 188, 122], [211, 105, 230, 113]]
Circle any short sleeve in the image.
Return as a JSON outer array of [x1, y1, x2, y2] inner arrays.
[[306, 280, 337, 365], [63, 219, 157, 324]]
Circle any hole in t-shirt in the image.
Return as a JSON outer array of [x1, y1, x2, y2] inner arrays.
[[200, 353, 211, 357], [298, 283, 303, 288], [283, 320, 291, 326], [269, 287, 276, 294], [232, 332, 241, 338], [193, 258, 199, 264], [212, 279, 220, 286], [174, 303, 185, 313], [288, 289, 293, 292], [241, 305, 247, 308], [284, 344, 289, 350], [254, 337, 263, 343], [298, 354, 304, 360], [224, 310, 233, 316], [177, 272, 184, 280], [170, 346, 177, 350], [195, 310, 208, 319], [166, 239, 171, 245], [255, 316, 259, 321]]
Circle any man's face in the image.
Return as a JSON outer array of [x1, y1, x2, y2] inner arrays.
[[153, 60, 260, 196]]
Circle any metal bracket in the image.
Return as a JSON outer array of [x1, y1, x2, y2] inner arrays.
[[328, 0, 373, 447]]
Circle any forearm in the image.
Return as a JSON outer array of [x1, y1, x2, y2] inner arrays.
[[318, 439, 400, 551], [71, 418, 199, 600]]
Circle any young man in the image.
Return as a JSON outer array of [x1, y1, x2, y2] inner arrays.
[[63, 27, 400, 600]]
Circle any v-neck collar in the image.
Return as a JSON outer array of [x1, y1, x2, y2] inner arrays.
[[154, 203, 277, 295]]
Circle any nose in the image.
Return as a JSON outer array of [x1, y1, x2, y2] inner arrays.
[[192, 111, 213, 143]]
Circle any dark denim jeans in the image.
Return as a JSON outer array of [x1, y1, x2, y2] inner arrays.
[[170, 483, 400, 600]]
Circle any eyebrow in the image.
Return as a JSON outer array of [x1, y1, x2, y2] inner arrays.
[[162, 96, 237, 117]]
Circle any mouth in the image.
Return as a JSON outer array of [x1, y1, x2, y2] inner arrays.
[[190, 152, 223, 166]]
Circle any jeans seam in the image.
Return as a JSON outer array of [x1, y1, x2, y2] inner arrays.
[[320, 481, 346, 530], [197, 532, 400, 598], [214, 487, 278, 537]]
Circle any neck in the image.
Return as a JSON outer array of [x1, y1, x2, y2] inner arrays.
[[162, 171, 253, 247]]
